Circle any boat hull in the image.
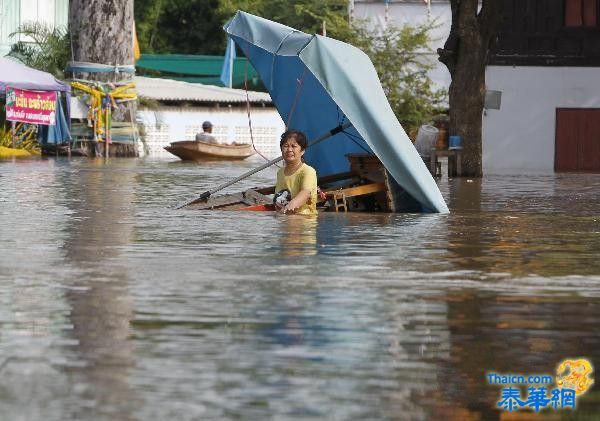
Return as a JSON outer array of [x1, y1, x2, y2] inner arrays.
[[164, 140, 255, 161]]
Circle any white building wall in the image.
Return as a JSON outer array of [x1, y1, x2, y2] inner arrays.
[[0, 0, 68, 56], [352, 0, 452, 91], [483, 66, 600, 174], [137, 106, 285, 159]]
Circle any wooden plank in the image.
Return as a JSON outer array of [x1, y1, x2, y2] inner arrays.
[[242, 189, 271, 205], [254, 185, 275, 195], [238, 203, 275, 211], [580, 109, 600, 171], [325, 182, 387, 198], [383, 170, 396, 212], [347, 154, 387, 183], [556, 109, 574, 171], [185, 193, 246, 210], [584, 0, 597, 26], [556, 108, 581, 171], [184, 189, 271, 210]]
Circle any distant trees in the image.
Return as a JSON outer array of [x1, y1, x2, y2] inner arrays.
[[351, 20, 447, 133], [7, 23, 70, 79], [134, 0, 352, 55], [135, 0, 224, 54], [218, 0, 354, 42], [134, 0, 445, 131]]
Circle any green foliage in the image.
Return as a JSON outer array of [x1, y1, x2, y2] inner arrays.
[[0, 121, 39, 152], [351, 20, 447, 133], [7, 22, 70, 79], [137, 95, 161, 110], [135, 0, 353, 54], [0, 124, 11, 147], [134, 0, 445, 130], [135, 0, 225, 54], [217, 0, 353, 41]]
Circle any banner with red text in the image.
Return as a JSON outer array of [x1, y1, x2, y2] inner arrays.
[[5, 87, 57, 125]]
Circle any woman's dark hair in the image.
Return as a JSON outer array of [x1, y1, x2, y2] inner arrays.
[[280, 129, 308, 150]]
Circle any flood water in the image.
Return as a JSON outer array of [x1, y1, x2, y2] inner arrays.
[[1, 156, 599, 420]]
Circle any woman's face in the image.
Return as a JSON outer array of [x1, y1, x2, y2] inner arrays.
[[281, 137, 304, 165]]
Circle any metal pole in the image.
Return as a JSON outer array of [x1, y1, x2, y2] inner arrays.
[[229, 38, 234, 88], [384, 0, 389, 28], [11, 121, 16, 148], [105, 104, 109, 158], [175, 121, 353, 209]]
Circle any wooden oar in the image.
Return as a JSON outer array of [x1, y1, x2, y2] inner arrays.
[[174, 122, 352, 209]]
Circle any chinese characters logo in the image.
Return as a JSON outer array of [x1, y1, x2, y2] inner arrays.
[[488, 358, 593, 412]]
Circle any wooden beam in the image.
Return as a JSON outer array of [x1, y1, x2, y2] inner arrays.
[[325, 182, 387, 198]]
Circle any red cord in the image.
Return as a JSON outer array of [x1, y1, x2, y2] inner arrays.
[[244, 59, 272, 163], [286, 69, 307, 129]]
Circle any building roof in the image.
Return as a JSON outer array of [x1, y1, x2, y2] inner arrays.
[[134, 76, 272, 104], [135, 54, 262, 89]]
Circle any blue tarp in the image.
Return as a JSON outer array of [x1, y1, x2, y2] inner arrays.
[[225, 11, 448, 213], [37, 98, 71, 144]]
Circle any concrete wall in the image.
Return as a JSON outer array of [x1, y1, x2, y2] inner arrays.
[[483, 66, 600, 174], [137, 106, 285, 159]]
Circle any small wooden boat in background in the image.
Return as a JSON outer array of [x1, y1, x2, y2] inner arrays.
[[164, 140, 255, 161]]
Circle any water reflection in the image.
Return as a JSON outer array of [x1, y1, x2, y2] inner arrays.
[[433, 290, 600, 420], [59, 158, 136, 419], [1, 158, 600, 419], [445, 177, 600, 277], [278, 215, 318, 257]]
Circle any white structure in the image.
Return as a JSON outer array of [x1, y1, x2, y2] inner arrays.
[[483, 67, 600, 174], [137, 107, 284, 159], [350, 0, 452, 91], [482, 0, 600, 175], [0, 0, 69, 56], [134, 76, 285, 158], [353, 1, 587, 174]]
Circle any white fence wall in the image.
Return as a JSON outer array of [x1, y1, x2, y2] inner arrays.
[[0, 0, 68, 56], [137, 106, 285, 159]]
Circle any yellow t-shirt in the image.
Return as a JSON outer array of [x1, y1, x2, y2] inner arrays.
[[275, 163, 318, 215]]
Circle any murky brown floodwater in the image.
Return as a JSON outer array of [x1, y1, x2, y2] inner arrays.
[[1, 156, 599, 420]]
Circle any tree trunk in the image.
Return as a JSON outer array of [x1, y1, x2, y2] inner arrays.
[[69, 0, 134, 83], [438, 0, 503, 177]]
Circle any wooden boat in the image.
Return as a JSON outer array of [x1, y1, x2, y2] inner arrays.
[[185, 154, 422, 213], [164, 140, 255, 161]]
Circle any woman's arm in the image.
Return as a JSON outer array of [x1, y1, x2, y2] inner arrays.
[[281, 189, 311, 213]]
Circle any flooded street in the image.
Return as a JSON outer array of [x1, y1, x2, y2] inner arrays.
[[1, 157, 599, 420]]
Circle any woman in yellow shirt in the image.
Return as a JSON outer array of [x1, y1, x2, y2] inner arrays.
[[274, 130, 318, 215]]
